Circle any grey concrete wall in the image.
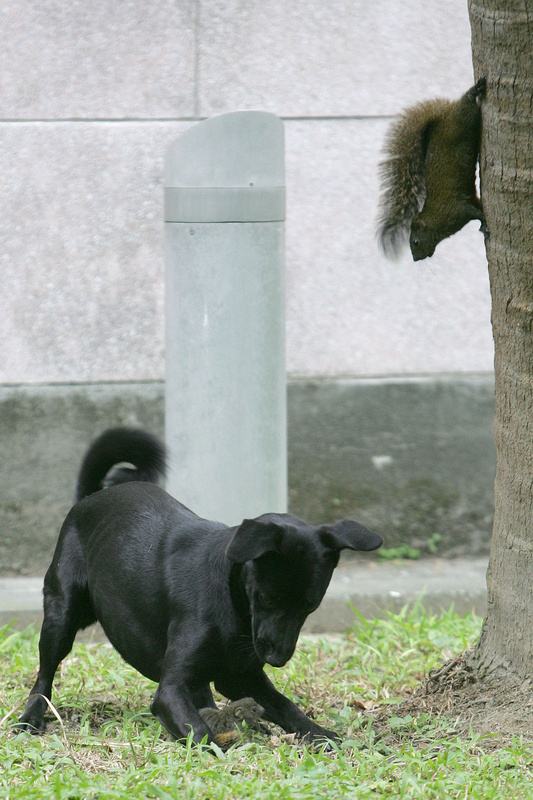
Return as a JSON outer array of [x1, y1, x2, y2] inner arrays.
[[0, 3, 496, 574], [0, 377, 494, 576], [0, 0, 493, 383]]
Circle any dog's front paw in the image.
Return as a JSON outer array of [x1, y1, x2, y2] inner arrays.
[[301, 726, 341, 747], [16, 695, 49, 735], [14, 714, 47, 735]]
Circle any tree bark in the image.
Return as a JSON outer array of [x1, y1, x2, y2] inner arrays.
[[468, 0, 533, 682]]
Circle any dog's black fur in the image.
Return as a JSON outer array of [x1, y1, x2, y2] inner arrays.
[[19, 428, 383, 744]]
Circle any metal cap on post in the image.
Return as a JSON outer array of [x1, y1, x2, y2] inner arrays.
[[164, 111, 287, 525]]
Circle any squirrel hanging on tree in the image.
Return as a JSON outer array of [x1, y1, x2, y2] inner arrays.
[[377, 78, 487, 261]]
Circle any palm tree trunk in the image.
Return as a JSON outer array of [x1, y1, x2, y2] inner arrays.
[[468, 0, 533, 682]]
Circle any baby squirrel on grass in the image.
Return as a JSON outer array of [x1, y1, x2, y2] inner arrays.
[[377, 78, 487, 261], [199, 698, 268, 748]]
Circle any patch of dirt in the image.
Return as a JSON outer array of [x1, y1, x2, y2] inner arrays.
[[371, 652, 533, 749]]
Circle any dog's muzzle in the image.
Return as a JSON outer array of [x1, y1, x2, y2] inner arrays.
[[255, 637, 295, 668]]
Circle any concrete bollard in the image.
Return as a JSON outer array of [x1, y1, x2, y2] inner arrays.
[[164, 111, 287, 525]]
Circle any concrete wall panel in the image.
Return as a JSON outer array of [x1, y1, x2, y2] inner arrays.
[[285, 120, 493, 375], [0, 1, 493, 384], [0, 118, 493, 383], [0, 1, 196, 118], [198, 0, 473, 117], [0, 122, 190, 383]]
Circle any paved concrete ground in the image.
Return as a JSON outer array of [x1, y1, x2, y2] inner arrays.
[[0, 557, 488, 637]]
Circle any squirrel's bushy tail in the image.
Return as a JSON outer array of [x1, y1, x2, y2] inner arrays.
[[76, 427, 167, 501], [377, 99, 451, 258]]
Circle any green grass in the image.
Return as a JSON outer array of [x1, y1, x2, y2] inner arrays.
[[0, 607, 531, 799], [377, 544, 421, 560]]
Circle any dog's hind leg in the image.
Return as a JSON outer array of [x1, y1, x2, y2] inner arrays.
[[18, 557, 95, 733], [18, 585, 94, 733]]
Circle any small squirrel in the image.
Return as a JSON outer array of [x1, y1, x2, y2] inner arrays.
[[377, 78, 487, 261], [199, 697, 267, 747]]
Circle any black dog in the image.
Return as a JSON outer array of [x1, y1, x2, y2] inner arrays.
[[19, 428, 383, 744]]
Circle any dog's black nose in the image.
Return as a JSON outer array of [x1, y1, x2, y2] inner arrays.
[[255, 638, 287, 667], [265, 653, 289, 668]]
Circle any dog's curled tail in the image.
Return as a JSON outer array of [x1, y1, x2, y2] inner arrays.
[[75, 427, 167, 502]]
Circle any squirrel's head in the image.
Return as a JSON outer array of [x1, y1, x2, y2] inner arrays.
[[409, 220, 438, 261], [233, 698, 265, 720]]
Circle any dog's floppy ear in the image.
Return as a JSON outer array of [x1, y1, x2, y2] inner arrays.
[[320, 520, 383, 552], [226, 519, 284, 563]]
